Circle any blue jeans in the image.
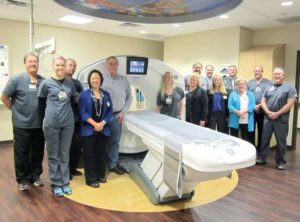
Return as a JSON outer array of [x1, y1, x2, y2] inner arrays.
[[107, 115, 122, 169]]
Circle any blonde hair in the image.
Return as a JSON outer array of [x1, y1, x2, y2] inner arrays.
[[160, 71, 174, 98], [189, 73, 201, 87], [235, 77, 246, 86], [209, 73, 227, 95]]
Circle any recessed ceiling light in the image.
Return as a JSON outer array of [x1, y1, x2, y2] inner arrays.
[[172, 24, 181, 28], [219, 14, 229, 19], [140, 30, 147, 34], [281, 1, 293, 6], [59, 15, 92, 24]]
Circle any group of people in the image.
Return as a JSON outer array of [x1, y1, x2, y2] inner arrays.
[[156, 63, 297, 170], [1, 54, 132, 196], [1, 54, 297, 197]]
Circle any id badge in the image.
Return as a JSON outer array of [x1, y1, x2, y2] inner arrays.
[[255, 86, 261, 92], [29, 83, 37, 91], [269, 86, 276, 92], [58, 91, 67, 100], [166, 96, 172, 104]]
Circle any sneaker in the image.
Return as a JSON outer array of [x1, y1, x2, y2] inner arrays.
[[72, 170, 82, 176], [276, 163, 286, 170], [19, 183, 30, 191], [52, 186, 63, 197], [256, 158, 267, 165], [62, 185, 72, 195], [33, 178, 43, 187]]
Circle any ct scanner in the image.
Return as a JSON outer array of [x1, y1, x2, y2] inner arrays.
[[76, 56, 256, 204]]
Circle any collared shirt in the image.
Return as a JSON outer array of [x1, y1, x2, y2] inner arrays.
[[200, 75, 212, 91], [101, 72, 133, 113], [2, 73, 44, 128], [223, 76, 237, 95]]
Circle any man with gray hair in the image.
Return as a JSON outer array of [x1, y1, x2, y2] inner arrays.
[[256, 67, 297, 170], [101, 56, 133, 175]]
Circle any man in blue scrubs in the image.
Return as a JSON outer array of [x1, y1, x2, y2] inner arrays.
[[256, 67, 297, 170], [247, 66, 272, 151], [1, 53, 45, 191]]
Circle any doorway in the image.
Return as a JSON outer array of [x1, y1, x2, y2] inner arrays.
[[291, 50, 300, 149]]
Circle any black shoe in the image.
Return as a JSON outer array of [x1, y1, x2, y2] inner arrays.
[[87, 182, 100, 188], [256, 158, 266, 165], [72, 170, 83, 176], [117, 164, 129, 174], [98, 178, 107, 183], [109, 166, 125, 175]]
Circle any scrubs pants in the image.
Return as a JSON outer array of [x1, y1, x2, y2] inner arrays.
[[13, 127, 44, 184], [43, 124, 74, 187], [258, 117, 288, 164]]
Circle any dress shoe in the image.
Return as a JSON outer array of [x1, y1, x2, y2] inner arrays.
[[109, 166, 125, 175], [117, 164, 129, 173], [72, 170, 83, 176], [98, 178, 107, 183], [87, 182, 100, 188]]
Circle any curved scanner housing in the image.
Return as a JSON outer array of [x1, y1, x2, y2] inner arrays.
[[77, 56, 256, 204]]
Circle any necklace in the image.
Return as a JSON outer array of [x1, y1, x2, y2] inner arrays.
[[91, 89, 103, 117]]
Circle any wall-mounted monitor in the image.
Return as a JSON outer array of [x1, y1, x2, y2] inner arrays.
[[127, 57, 148, 75]]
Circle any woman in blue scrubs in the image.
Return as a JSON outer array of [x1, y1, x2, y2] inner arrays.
[[38, 56, 76, 196]]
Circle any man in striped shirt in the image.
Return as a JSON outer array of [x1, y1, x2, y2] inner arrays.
[[102, 56, 133, 175]]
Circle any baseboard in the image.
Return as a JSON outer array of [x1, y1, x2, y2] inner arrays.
[[0, 140, 13, 145]]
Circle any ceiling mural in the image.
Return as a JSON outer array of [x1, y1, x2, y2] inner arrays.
[[54, 0, 243, 23]]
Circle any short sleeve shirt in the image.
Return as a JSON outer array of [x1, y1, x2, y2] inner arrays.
[[247, 78, 272, 105], [2, 73, 44, 128], [263, 83, 297, 122], [156, 86, 184, 118], [38, 77, 76, 127]]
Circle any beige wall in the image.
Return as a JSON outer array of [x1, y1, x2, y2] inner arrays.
[[252, 24, 300, 83], [0, 18, 163, 141], [252, 24, 300, 133], [164, 24, 299, 145], [164, 27, 241, 76], [1, 18, 299, 141]]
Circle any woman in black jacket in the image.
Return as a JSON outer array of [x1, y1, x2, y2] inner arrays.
[[207, 74, 228, 133], [186, 74, 208, 126]]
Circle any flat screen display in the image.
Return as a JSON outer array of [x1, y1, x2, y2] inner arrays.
[[127, 57, 148, 75]]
